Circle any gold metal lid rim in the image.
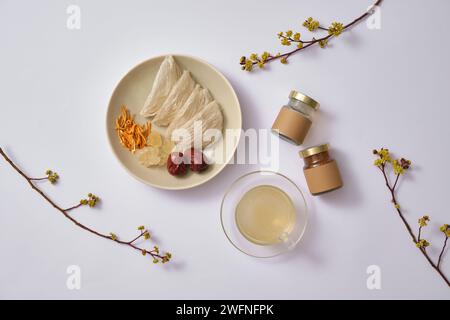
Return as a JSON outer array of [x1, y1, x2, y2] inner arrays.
[[299, 143, 330, 158], [289, 90, 320, 110]]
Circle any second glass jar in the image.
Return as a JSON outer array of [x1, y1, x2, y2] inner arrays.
[[299, 143, 343, 195]]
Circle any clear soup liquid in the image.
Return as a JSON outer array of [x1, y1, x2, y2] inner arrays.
[[235, 185, 296, 246]]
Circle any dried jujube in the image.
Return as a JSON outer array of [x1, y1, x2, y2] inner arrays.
[[187, 148, 208, 172], [167, 152, 188, 176]]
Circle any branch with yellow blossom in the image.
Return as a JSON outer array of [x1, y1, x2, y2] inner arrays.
[[0, 147, 172, 265], [373, 148, 449, 287], [240, 0, 383, 71]]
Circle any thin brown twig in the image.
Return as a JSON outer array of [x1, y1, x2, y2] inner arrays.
[[65, 203, 83, 212], [128, 232, 145, 245], [29, 177, 48, 181], [438, 236, 449, 269], [0, 147, 167, 262], [392, 174, 400, 191]]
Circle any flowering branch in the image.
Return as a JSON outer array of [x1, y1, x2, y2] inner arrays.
[[0, 147, 172, 265], [240, 0, 383, 71], [29, 170, 59, 183], [373, 148, 449, 287]]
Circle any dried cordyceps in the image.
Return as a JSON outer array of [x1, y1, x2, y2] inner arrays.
[[115, 106, 151, 153], [373, 148, 449, 286], [0, 147, 172, 265], [240, 0, 383, 71]]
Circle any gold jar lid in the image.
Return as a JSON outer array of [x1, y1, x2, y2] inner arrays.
[[299, 143, 330, 158], [289, 90, 320, 110]]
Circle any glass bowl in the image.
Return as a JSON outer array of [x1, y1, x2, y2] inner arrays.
[[220, 170, 308, 258]]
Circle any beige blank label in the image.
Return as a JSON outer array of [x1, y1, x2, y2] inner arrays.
[[304, 160, 343, 195], [272, 106, 312, 145]]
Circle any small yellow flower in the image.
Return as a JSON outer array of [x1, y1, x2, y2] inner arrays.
[[303, 17, 312, 26], [375, 148, 392, 164], [319, 39, 328, 48], [293, 33, 301, 41], [244, 60, 253, 71], [416, 239, 430, 248], [303, 17, 320, 31], [395, 204, 400, 209], [137, 226, 145, 231], [80, 193, 100, 208], [281, 38, 291, 46], [393, 160, 405, 175], [440, 224, 450, 237], [328, 22, 344, 37], [418, 216, 430, 227], [378, 148, 389, 158], [261, 51, 270, 62], [297, 42, 304, 49], [285, 30, 293, 37], [249, 53, 258, 61], [46, 170, 59, 184], [374, 159, 383, 167], [143, 231, 151, 240], [110, 233, 117, 241], [280, 57, 288, 64]]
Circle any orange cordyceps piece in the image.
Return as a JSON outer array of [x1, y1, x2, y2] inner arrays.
[[115, 106, 151, 153]]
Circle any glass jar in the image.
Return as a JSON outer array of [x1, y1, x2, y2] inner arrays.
[[271, 90, 320, 145], [299, 143, 343, 195]]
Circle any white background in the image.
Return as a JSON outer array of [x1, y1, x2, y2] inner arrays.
[[1, 0, 449, 299]]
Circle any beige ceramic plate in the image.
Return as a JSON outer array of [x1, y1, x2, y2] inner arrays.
[[106, 54, 242, 190]]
